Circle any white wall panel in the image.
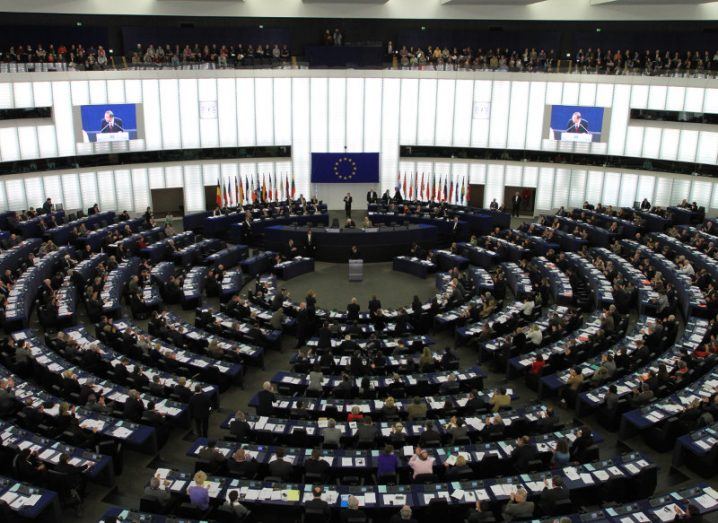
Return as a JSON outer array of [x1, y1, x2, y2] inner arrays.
[[179, 79, 200, 148], [236, 78, 256, 146], [434, 80, 455, 147], [363, 78, 382, 153], [636, 175, 655, 203], [641, 127, 661, 159], [32, 82, 52, 107], [659, 128, 679, 161], [310, 78, 328, 153], [452, 80, 473, 148], [184, 164, 205, 213], [96, 171, 117, 210], [5, 179, 26, 210], [18, 127, 38, 160], [42, 175, 62, 206], [524, 81, 546, 151], [654, 176, 673, 207], [346, 78, 364, 151], [607, 84, 630, 156], [13, 82, 33, 108], [488, 81, 510, 148], [417, 79, 437, 146], [159, 80, 181, 149], [568, 169, 587, 209], [52, 81, 75, 156], [671, 178, 691, 204], [79, 172, 98, 210], [61, 173, 81, 210], [273, 77, 292, 146], [380, 78, 400, 190], [217, 78, 238, 147], [578, 83, 596, 107], [106, 80, 125, 103], [678, 130, 699, 162], [522, 166, 538, 188], [0, 84, 13, 108], [399, 78, 419, 146], [665, 86, 685, 111], [507, 82, 529, 149], [602, 172, 620, 206], [141, 80, 162, 150], [684, 87, 704, 112], [327, 78, 346, 152], [0, 128, 20, 162], [470, 80, 491, 147], [485, 164, 504, 207], [696, 132, 718, 164], [690, 180, 712, 209], [618, 173, 638, 207], [469, 163, 486, 185], [535, 167, 554, 211], [624, 127, 644, 158], [131, 168, 150, 212], [254, 78, 274, 146], [561, 82, 579, 106], [88, 80, 107, 105], [703, 89, 718, 114], [202, 163, 220, 188], [504, 165, 522, 187], [552, 168, 570, 209], [647, 85, 667, 110], [585, 170, 604, 204], [198, 78, 219, 148], [292, 78, 311, 195], [164, 166, 183, 188], [113, 169, 133, 211], [629, 84, 649, 109], [149, 167, 165, 189]]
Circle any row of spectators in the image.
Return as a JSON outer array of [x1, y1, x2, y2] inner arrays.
[[388, 44, 718, 74], [4, 40, 718, 75]]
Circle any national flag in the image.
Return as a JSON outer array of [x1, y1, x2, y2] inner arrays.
[[268, 173, 273, 202], [443, 176, 448, 202], [291, 173, 296, 199], [224, 179, 231, 207], [402, 173, 407, 199], [215, 177, 222, 208], [245, 175, 250, 204], [285, 173, 289, 201], [256, 174, 262, 202], [261, 175, 267, 202], [465, 180, 471, 204], [420, 173, 424, 200], [429, 173, 434, 201], [448, 176, 454, 203], [408, 173, 413, 200], [237, 176, 243, 205], [460, 177, 465, 203]]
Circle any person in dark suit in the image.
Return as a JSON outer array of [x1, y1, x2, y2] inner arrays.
[[340, 496, 367, 523], [256, 381, 276, 416], [188, 385, 211, 437], [366, 189, 378, 204], [305, 486, 331, 519], [640, 198, 651, 211], [229, 410, 251, 441], [240, 212, 253, 243], [489, 198, 499, 210], [349, 245, 361, 260], [343, 193, 353, 218], [368, 295, 381, 317], [42, 198, 53, 214], [304, 448, 330, 479], [347, 298, 360, 321], [268, 448, 293, 480], [511, 435, 538, 472], [570, 425, 594, 462], [305, 227, 317, 257], [565, 112, 589, 133], [228, 448, 259, 478], [540, 475, 571, 514], [100, 110, 124, 133], [511, 192, 522, 217], [123, 389, 145, 422], [390, 505, 417, 523]]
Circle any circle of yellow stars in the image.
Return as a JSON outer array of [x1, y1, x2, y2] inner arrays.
[[333, 157, 358, 181]]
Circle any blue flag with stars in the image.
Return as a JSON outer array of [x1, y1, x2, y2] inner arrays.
[[310, 153, 379, 183]]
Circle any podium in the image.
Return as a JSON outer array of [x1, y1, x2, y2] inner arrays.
[[96, 131, 130, 143], [349, 259, 363, 282]]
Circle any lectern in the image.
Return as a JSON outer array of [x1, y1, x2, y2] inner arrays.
[[349, 259, 363, 282]]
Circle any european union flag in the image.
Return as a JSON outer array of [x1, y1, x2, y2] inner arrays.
[[311, 153, 380, 184]]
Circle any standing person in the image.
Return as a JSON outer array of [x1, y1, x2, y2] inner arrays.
[[189, 385, 211, 437], [366, 188, 378, 204], [344, 192, 353, 218], [512, 192, 522, 217]]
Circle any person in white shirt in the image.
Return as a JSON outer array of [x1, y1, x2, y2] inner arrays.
[[521, 298, 535, 317], [680, 259, 695, 276], [526, 324, 542, 346]]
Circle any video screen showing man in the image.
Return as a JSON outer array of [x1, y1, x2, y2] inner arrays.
[[566, 112, 589, 134], [100, 110, 124, 133]]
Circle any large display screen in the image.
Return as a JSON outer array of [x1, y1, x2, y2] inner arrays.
[[79, 103, 139, 143], [549, 105, 605, 143]]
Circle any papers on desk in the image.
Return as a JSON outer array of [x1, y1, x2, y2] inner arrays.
[[383, 493, 406, 505], [653, 504, 681, 522], [112, 426, 133, 439], [696, 493, 718, 509], [490, 484, 515, 497]]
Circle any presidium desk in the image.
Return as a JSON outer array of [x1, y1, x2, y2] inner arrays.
[[263, 224, 439, 263]]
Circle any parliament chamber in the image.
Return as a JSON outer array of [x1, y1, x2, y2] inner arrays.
[[0, 2, 718, 523]]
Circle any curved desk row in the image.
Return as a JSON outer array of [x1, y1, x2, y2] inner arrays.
[[264, 224, 439, 263]]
